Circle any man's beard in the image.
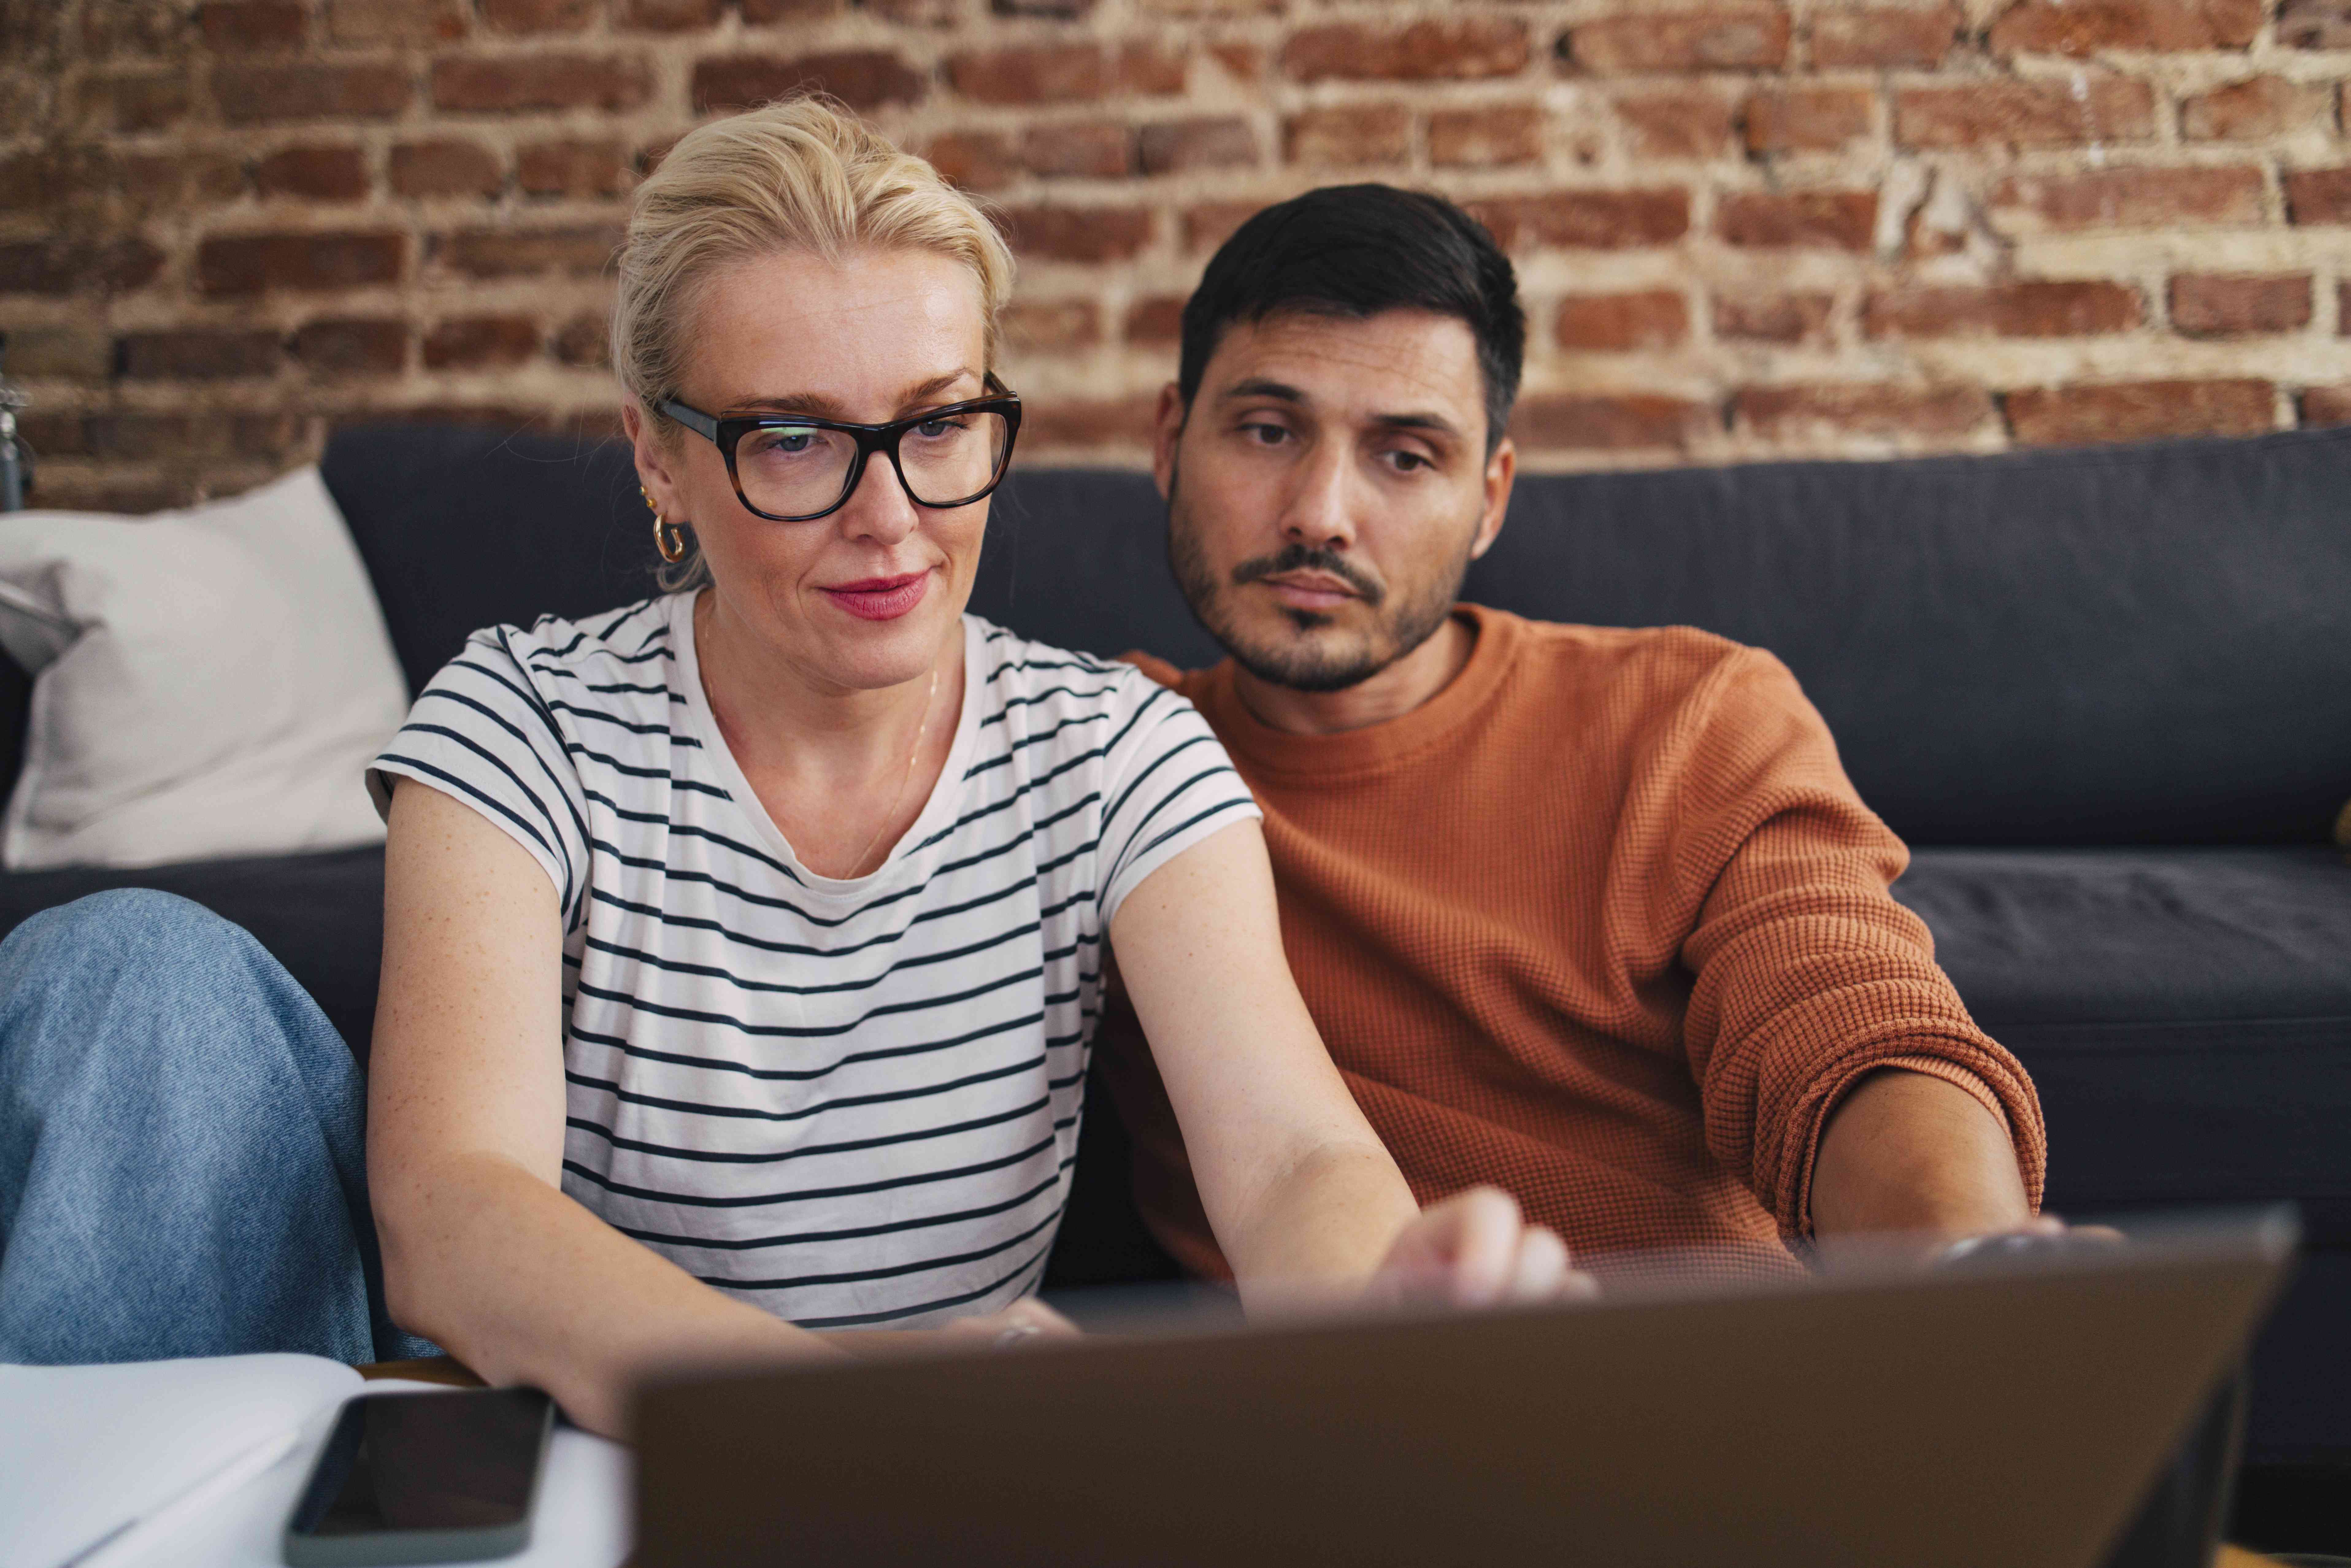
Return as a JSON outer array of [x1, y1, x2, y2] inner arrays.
[[1166, 464, 1479, 694]]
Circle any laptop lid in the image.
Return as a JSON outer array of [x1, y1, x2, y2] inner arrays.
[[634, 1209, 2295, 1568]]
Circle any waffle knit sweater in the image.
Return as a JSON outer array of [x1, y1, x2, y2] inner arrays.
[[1099, 605, 2047, 1281]]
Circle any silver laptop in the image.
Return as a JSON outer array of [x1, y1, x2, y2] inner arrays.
[[632, 1209, 2295, 1568]]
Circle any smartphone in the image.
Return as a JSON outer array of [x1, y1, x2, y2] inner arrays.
[[283, 1386, 555, 1566]]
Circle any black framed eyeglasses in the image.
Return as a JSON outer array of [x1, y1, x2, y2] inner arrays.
[[659, 375, 1022, 523]]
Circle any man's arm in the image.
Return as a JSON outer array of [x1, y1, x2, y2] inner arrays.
[[1809, 1068, 2034, 1238], [1665, 647, 2046, 1239]]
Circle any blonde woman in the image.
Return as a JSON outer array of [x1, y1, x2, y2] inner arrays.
[[0, 99, 1575, 1431]]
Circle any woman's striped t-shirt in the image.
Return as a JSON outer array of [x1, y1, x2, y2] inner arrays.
[[367, 592, 1260, 1329]]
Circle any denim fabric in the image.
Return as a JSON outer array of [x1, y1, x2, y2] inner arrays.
[[0, 889, 431, 1364]]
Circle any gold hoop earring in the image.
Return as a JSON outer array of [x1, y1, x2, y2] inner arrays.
[[641, 486, 688, 563], [652, 513, 688, 563]]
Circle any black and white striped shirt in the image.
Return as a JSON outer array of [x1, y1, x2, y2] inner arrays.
[[368, 593, 1259, 1328]]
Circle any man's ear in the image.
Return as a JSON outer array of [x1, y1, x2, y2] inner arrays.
[[1151, 382, 1187, 502], [1469, 434, 1516, 562], [624, 400, 686, 521]]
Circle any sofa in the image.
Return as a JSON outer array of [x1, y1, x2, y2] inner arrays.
[[1, 421, 2345, 1478]]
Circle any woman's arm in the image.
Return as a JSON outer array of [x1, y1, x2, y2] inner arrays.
[[1109, 821, 1582, 1312], [369, 780, 837, 1435]]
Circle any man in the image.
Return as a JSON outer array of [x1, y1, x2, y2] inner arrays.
[[1097, 185, 2049, 1282]]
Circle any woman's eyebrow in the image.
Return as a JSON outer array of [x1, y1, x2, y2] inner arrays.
[[725, 371, 981, 421]]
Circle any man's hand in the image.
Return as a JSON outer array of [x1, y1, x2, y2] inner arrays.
[[1366, 1187, 1599, 1311]]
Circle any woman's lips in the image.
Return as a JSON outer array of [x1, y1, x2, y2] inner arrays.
[[821, 571, 930, 621]]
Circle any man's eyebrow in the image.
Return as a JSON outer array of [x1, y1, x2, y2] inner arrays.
[[725, 371, 979, 421], [1370, 410, 1467, 442], [1216, 377, 1308, 405]]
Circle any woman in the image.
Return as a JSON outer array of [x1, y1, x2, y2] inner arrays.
[[0, 99, 1574, 1426]]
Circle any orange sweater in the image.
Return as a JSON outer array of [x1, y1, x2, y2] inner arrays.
[[1099, 605, 2046, 1282]]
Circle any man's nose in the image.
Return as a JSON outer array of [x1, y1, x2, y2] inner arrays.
[[1280, 440, 1358, 551]]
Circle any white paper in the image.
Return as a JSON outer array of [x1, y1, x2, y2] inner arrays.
[[0, 1353, 362, 1568]]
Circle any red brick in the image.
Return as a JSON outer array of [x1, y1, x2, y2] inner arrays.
[[197, 1, 307, 50], [738, 0, 845, 18], [1743, 86, 1873, 154], [198, 231, 404, 295], [1286, 104, 1414, 167], [926, 131, 1017, 192], [1469, 190, 1690, 250], [997, 0, 1093, 14], [291, 317, 408, 374], [73, 415, 222, 458], [1987, 0, 2261, 56], [1003, 299, 1101, 354], [1138, 117, 1255, 175], [1182, 202, 1262, 254], [2298, 383, 2351, 425], [423, 315, 539, 369], [480, 0, 593, 32], [117, 329, 282, 379], [1614, 89, 1737, 159], [543, 314, 601, 366], [1000, 206, 1154, 263], [2284, 167, 2351, 225], [215, 62, 410, 123], [1719, 190, 1876, 250], [1811, 6, 1959, 67], [253, 145, 369, 202], [1555, 290, 1689, 352], [1865, 280, 2142, 338], [1118, 44, 1189, 95], [440, 225, 621, 277], [2, 327, 113, 381], [1564, 9, 1790, 72], [2279, 0, 2351, 48], [1429, 104, 1542, 168], [1124, 294, 1186, 344], [16, 414, 92, 457], [1018, 121, 1132, 179], [0, 239, 165, 295], [2005, 379, 2276, 445], [1733, 382, 1993, 438], [233, 412, 307, 459], [1713, 291, 1834, 344], [0, 151, 54, 210], [517, 140, 631, 198], [950, 44, 1113, 103], [391, 140, 501, 198], [81, 69, 192, 131], [112, 151, 244, 206], [2182, 76, 2335, 140], [1894, 78, 2156, 149], [1208, 41, 1262, 81], [2169, 273, 2312, 336], [1989, 166, 2265, 231], [433, 55, 651, 113], [613, 0, 720, 28], [1022, 395, 1158, 448], [1510, 394, 1710, 451], [695, 52, 923, 113], [1281, 18, 1530, 83], [325, 0, 468, 45]]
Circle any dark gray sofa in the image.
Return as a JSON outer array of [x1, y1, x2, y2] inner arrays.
[[2, 422, 2345, 1480]]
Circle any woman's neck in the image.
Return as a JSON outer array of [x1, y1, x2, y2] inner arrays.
[[693, 589, 964, 878]]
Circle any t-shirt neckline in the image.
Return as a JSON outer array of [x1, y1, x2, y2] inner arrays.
[[668, 590, 983, 900]]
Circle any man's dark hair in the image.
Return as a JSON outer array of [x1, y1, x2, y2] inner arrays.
[[1177, 184, 1525, 453]]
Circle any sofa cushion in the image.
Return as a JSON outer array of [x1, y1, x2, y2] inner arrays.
[[0, 846, 386, 1059], [1895, 846, 2351, 1239]]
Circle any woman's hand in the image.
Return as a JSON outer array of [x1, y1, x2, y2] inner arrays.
[[1364, 1187, 1599, 1312]]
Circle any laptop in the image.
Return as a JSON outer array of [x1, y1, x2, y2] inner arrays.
[[632, 1209, 2295, 1568]]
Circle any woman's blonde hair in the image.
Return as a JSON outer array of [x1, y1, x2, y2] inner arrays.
[[613, 94, 1016, 586]]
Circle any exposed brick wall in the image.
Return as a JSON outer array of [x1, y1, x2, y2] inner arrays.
[[11, 0, 2351, 510]]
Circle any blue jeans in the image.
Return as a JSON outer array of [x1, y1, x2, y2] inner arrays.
[[0, 889, 433, 1364]]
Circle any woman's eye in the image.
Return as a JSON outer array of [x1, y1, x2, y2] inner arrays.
[[915, 417, 961, 439], [753, 428, 816, 456]]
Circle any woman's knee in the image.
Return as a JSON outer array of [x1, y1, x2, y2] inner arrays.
[[2, 888, 257, 978]]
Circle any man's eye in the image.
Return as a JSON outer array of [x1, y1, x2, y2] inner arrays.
[[1241, 422, 1289, 446], [1385, 450, 1430, 472]]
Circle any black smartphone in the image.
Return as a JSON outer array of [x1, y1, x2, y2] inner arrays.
[[283, 1386, 555, 1566]]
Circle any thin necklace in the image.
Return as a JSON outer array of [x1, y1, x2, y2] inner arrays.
[[849, 664, 939, 878]]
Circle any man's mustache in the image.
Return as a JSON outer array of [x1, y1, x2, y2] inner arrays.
[[1230, 544, 1385, 606]]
